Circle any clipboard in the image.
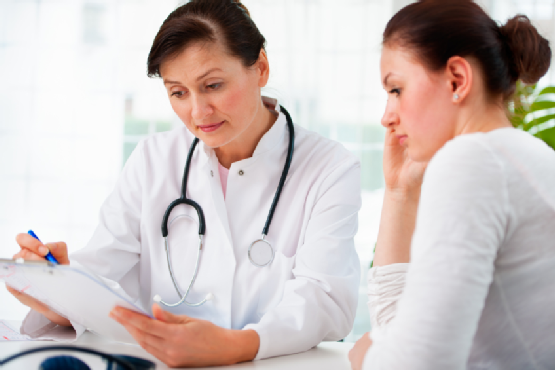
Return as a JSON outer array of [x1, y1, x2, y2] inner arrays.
[[0, 258, 149, 344]]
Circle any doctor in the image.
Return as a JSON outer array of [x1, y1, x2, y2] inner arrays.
[[7, 0, 361, 367]]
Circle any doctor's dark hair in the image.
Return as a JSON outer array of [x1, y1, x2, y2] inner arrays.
[[383, 0, 551, 100], [147, 0, 265, 78]]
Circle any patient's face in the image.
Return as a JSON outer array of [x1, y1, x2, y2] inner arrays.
[[380, 45, 457, 162]]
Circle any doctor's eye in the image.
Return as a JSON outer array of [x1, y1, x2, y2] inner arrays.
[[171, 91, 186, 98], [206, 83, 222, 90]]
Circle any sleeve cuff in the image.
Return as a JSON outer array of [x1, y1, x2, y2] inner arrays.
[[242, 323, 266, 361], [21, 309, 86, 342], [367, 263, 409, 330]]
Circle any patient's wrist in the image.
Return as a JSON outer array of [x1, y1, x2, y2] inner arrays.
[[385, 186, 421, 205]]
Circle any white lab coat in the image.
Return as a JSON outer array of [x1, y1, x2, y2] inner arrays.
[[22, 101, 361, 360]]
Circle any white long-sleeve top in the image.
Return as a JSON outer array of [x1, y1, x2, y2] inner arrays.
[[21, 100, 361, 360], [364, 128, 555, 370]]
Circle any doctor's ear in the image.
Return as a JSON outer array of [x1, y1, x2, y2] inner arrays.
[[444, 56, 473, 104], [255, 49, 270, 88]]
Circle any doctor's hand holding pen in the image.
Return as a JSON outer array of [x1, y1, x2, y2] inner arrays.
[[5, 233, 72, 327]]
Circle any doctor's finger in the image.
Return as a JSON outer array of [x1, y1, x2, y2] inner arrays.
[[152, 303, 190, 324], [126, 327, 194, 369], [45, 242, 70, 265], [117, 319, 167, 352], [111, 307, 169, 338], [15, 233, 44, 254], [13, 249, 45, 262]]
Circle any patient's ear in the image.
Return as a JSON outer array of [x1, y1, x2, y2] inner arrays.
[[444, 56, 473, 104]]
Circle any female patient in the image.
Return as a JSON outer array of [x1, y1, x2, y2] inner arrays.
[[350, 1, 555, 369]]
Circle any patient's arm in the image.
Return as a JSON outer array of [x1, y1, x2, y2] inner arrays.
[[368, 127, 426, 330], [373, 126, 426, 267]]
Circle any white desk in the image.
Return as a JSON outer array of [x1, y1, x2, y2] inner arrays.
[[0, 322, 353, 369]]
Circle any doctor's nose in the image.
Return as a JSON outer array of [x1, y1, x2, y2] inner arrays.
[[190, 95, 214, 121]]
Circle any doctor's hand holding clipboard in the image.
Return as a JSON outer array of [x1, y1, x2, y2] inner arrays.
[[8, 233, 72, 327], [7, 0, 362, 367]]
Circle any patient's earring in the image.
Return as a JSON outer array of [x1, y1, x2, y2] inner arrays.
[[454, 93, 460, 101]]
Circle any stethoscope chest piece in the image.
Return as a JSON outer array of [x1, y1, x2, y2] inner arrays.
[[248, 235, 275, 267]]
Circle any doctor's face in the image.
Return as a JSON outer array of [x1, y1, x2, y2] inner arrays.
[[380, 45, 457, 162], [160, 41, 269, 149]]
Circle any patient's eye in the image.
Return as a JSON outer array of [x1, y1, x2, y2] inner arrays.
[[389, 88, 401, 96]]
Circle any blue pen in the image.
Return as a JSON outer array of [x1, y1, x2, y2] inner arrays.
[[27, 230, 59, 264]]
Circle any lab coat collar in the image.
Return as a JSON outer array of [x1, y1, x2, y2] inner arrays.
[[252, 97, 286, 158]]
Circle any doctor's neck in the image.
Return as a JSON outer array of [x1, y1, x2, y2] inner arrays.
[[214, 100, 277, 169]]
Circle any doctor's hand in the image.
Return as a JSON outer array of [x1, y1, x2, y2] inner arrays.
[[110, 304, 260, 368], [349, 332, 373, 370], [13, 233, 70, 265], [382, 127, 427, 197], [5, 233, 72, 327]]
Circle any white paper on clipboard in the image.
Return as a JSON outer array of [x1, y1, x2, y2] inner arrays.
[[0, 259, 149, 344]]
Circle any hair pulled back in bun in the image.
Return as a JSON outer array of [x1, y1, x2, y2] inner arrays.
[[499, 15, 551, 84], [383, 0, 552, 100], [147, 0, 265, 78]]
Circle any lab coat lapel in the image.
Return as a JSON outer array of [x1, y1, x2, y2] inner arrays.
[[201, 149, 234, 247]]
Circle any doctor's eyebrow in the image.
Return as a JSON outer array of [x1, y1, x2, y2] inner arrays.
[[195, 68, 223, 81], [163, 79, 181, 85], [163, 68, 223, 86]]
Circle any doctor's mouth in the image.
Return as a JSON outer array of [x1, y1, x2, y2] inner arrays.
[[197, 121, 225, 133]]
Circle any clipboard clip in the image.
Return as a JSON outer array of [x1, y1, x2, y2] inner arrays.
[[0, 258, 53, 266], [0, 258, 61, 277], [12, 258, 56, 267]]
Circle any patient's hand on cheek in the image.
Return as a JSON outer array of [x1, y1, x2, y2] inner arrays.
[[383, 127, 427, 197]]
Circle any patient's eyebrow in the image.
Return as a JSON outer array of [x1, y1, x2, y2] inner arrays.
[[383, 72, 392, 87], [163, 79, 181, 85]]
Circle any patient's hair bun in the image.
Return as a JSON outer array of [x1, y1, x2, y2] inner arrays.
[[499, 15, 551, 84]]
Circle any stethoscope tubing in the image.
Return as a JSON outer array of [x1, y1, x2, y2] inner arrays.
[[161, 135, 206, 238], [262, 106, 295, 236], [159, 235, 208, 307], [0, 346, 137, 370], [158, 105, 295, 307]]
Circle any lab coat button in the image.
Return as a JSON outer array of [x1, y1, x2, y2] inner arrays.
[[238, 170, 244, 176], [210, 170, 214, 177]]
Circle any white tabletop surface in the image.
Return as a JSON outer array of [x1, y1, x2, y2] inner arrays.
[[0, 321, 353, 369]]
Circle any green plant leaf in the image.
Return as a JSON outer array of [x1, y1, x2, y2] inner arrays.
[[538, 86, 555, 96], [534, 126, 555, 151], [524, 114, 555, 131], [530, 101, 555, 112]]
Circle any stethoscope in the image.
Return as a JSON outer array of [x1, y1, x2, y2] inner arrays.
[[0, 346, 155, 370], [154, 106, 295, 308]]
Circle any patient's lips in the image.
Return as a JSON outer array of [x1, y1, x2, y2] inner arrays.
[[396, 134, 408, 145]]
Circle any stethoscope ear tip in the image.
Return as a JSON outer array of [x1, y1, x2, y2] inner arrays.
[[153, 294, 162, 303], [205, 293, 214, 301]]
